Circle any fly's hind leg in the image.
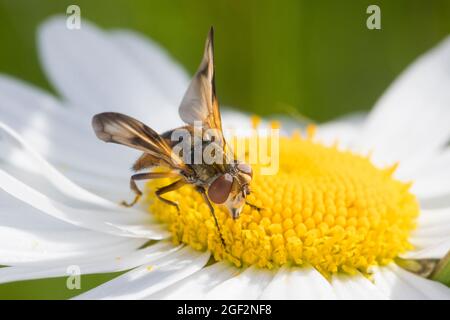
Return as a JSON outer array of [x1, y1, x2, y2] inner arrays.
[[121, 172, 180, 207], [196, 187, 227, 249]]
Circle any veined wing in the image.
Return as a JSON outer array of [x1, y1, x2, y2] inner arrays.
[[178, 27, 225, 147], [92, 112, 192, 174]]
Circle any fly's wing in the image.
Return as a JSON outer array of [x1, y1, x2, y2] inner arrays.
[[160, 125, 193, 148], [92, 112, 192, 174], [178, 27, 225, 147]]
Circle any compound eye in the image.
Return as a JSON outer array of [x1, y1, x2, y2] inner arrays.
[[208, 173, 233, 204], [237, 163, 253, 177]]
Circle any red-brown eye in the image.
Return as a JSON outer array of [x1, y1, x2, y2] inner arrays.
[[237, 163, 253, 177], [208, 173, 233, 204]]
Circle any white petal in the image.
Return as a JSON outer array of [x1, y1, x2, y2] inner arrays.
[[74, 246, 210, 300], [416, 207, 450, 228], [360, 37, 450, 168], [0, 168, 169, 239], [221, 108, 253, 132], [0, 242, 178, 284], [47, 167, 131, 203], [147, 261, 238, 299], [371, 264, 450, 299], [259, 266, 337, 299], [403, 238, 450, 259], [0, 191, 146, 266], [405, 207, 450, 258], [410, 148, 450, 202], [0, 121, 125, 208], [0, 121, 161, 222], [38, 17, 179, 132], [413, 207, 450, 238], [0, 212, 144, 266], [316, 112, 367, 151], [371, 265, 426, 299], [110, 30, 189, 108], [221, 110, 296, 139], [330, 272, 387, 300], [205, 266, 275, 300], [0, 75, 135, 181], [411, 224, 450, 239], [419, 195, 450, 210]]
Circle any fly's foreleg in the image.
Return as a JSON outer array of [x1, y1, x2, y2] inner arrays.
[[245, 201, 263, 212], [196, 187, 227, 248]]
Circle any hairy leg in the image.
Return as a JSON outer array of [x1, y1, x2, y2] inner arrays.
[[245, 201, 263, 211], [121, 171, 180, 207], [154, 179, 187, 211], [196, 187, 226, 248]]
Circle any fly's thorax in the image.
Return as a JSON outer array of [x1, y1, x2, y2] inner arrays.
[[191, 163, 219, 184]]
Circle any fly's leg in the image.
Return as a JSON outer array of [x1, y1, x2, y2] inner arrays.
[[154, 179, 187, 212], [121, 171, 180, 207], [196, 187, 227, 249], [155, 179, 188, 242], [245, 201, 263, 212]]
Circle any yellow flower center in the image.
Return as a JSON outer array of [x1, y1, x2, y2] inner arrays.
[[145, 127, 419, 276]]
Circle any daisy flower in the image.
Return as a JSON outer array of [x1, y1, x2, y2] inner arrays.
[[0, 16, 450, 300]]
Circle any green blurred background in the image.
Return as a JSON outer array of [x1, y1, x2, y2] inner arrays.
[[0, 0, 449, 299]]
